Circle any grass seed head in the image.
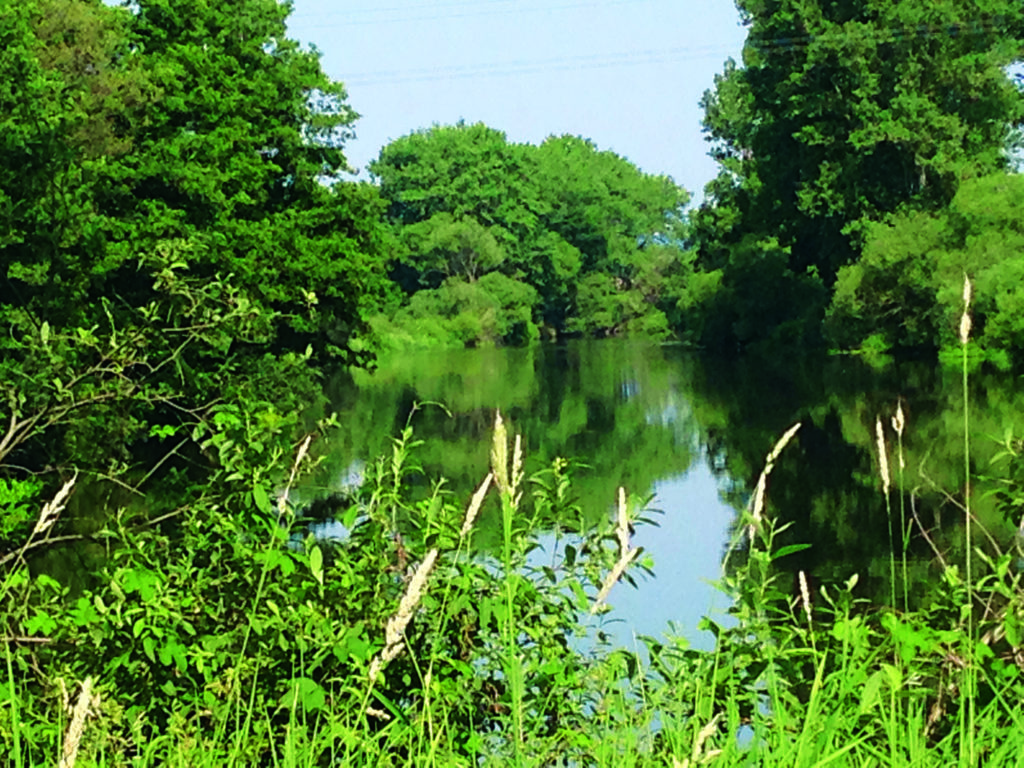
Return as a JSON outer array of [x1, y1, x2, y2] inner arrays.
[[33, 475, 77, 536], [59, 677, 94, 768], [591, 486, 640, 614], [959, 274, 973, 345], [460, 473, 493, 536], [892, 401, 905, 438], [368, 548, 441, 686], [490, 410, 509, 495], [616, 487, 631, 555], [749, 422, 801, 538], [798, 570, 812, 622], [875, 418, 890, 496]]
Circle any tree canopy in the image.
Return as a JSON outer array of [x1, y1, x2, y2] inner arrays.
[[369, 123, 690, 348], [688, 0, 1024, 351], [1, 0, 389, 487]]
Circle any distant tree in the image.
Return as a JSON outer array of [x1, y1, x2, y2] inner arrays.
[[532, 135, 688, 333], [399, 213, 506, 285], [828, 172, 1024, 366], [371, 122, 541, 245], [370, 124, 689, 343]]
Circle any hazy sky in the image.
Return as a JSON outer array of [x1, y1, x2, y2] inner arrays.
[[286, 0, 748, 202]]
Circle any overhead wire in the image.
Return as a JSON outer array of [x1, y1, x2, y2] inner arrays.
[[286, 5, 1021, 89], [287, 0, 657, 27], [342, 43, 740, 87], [748, 15, 1018, 52], [288, 0, 521, 19], [339, 27, 1020, 87]]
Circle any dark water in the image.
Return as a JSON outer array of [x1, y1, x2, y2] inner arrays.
[[300, 340, 1024, 646]]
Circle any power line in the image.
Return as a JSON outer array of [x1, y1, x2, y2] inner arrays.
[[342, 44, 738, 87], [289, 0, 518, 18], [288, 0, 657, 28], [313, 11, 1020, 89]]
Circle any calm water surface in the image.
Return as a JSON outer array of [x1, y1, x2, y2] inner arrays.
[[303, 340, 1022, 647]]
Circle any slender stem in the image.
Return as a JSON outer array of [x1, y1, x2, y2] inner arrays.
[[897, 431, 909, 613], [5, 637, 21, 768], [885, 490, 896, 611], [962, 328, 975, 765]]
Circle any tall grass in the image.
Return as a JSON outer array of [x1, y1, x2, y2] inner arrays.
[[960, 274, 977, 765], [4, 339, 1024, 764]]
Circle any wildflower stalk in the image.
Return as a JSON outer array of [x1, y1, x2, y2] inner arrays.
[[229, 435, 313, 759], [367, 472, 492, 691], [492, 411, 526, 752], [0, 475, 77, 569], [591, 487, 640, 614], [748, 422, 802, 545], [59, 677, 94, 768]]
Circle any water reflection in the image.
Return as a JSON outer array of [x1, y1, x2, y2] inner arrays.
[[304, 340, 1023, 641]]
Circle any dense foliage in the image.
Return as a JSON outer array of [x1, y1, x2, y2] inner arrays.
[[5, 0, 1024, 763], [1, 0, 389, 506], [367, 123, 692, 350], [828, 172, 1024, 366], [6, 403, 1024, 765], [688, 0, 1024, 353]]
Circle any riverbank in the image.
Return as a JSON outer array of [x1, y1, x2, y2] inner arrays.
[[4, 387, 1024, 765]]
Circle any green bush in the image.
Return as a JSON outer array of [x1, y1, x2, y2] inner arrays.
[[827, 173, 1024, 367]]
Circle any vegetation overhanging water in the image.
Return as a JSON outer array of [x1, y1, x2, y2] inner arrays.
[[3, 0, 1024, 763]]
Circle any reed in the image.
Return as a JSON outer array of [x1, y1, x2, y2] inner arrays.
[[892, 400, 910, 612], [748, 422, 801, 544], [493, 409, 527, 754], [876, 416, 897, 610], [591, 487, 640, 614]]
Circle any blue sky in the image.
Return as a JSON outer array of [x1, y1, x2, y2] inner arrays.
[[286, 0, 748, 202]]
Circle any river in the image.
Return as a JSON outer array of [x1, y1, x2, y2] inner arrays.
[[296, 340, 1023, 647]]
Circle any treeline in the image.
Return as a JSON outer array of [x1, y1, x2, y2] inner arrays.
[[1, 0, 394, 493], [691, 0, 1024, 366], [366, 2, 1024, 364], [2, 0, 1024, 491]]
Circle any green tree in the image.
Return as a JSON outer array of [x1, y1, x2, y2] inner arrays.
[[1, 0, 388, 492], [400, 212, 506, 285], [691, 0, 1024, 347], [372, 121, 541, 245], [532, 135, 689, 333], [370, 124, 690, 345], [827, 171, 1024, 366]]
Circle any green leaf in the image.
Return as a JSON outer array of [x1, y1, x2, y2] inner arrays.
[[1005, 611, 1021, 648], [772, 543, 812, 561], [858, 670, 885, 715], [25, 610, 57, 636], [253, 484, 273, 515], [280, 677, 326, 711], [479, 597, 492, 632], [309, 545, 324, 586]]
